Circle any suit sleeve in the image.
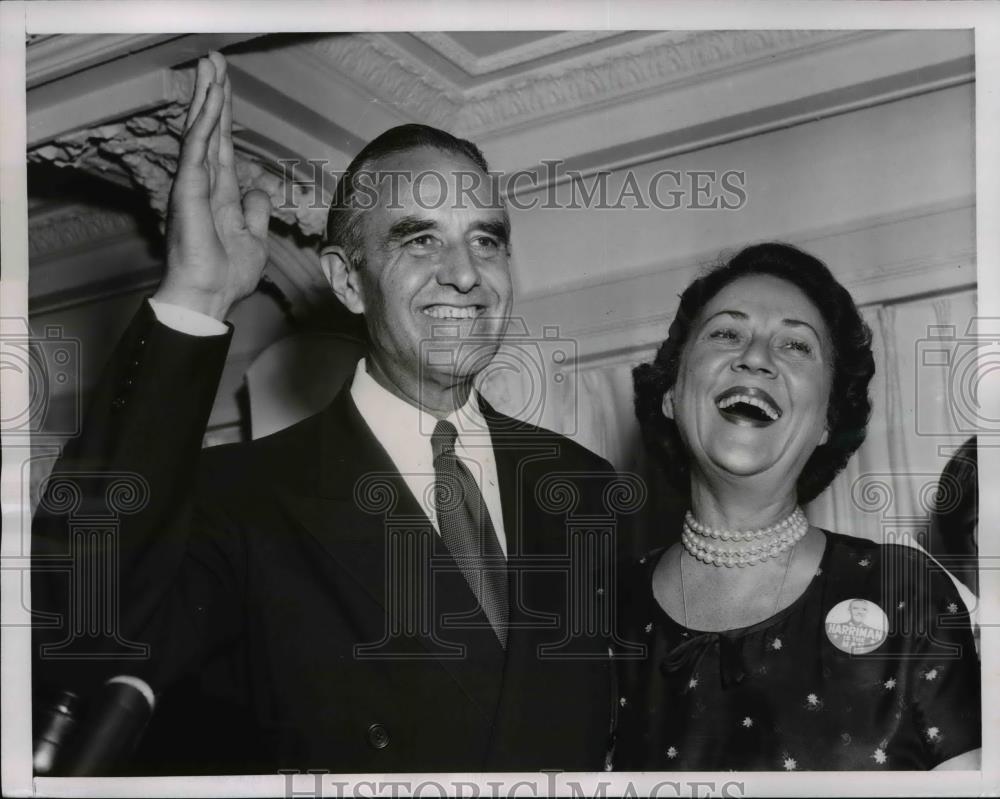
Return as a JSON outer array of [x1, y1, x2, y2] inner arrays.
[[32, 299, 246, 699]]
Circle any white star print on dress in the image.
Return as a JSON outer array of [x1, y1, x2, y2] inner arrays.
[[947, 602, 958, 614], [858, 557, 871, 567], [614, 533, 981, 773], [666, 746, 678, 759], [645, 622, 653, 633]]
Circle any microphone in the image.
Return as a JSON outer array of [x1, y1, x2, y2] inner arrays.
[[35, 676, 156, 776], [32, 689, 80, 775]]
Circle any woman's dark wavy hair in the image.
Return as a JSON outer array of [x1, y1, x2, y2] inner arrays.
[[633, 242, 875, 504]]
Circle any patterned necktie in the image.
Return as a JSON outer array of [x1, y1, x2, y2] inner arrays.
[[431, 420, 508, 648]]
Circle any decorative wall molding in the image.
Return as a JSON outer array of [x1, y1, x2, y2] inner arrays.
[[28, 207, 138, 261], [28, 104, 187, 217], [27, 96, 330, 318], [25, 30, 974, 335], [304, 35, 464, 131], [307, 30, 857, 138], [28, 101, 330, 241], [456, 30, 855, 138], [412, 31, 622, 76]]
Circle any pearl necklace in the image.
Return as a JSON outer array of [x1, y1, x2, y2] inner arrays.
[[682, 507, 808, 568]]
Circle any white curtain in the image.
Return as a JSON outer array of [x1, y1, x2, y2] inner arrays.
[[808, 291, 977, 545]]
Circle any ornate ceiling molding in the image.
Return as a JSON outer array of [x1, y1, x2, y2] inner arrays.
[[28, 105, 188, 218], [304, 34, 464, 131], [457, 30, 852, 137], [308, 29, 855, 138], [25, 29, 957, 327], [23, 28, 877, 255], [27, 99, 330, 240], [412, 31, 622, 75], [27, 96, 330, 318]]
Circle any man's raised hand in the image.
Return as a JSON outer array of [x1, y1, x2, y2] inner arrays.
[[155, 53, 272, 321]]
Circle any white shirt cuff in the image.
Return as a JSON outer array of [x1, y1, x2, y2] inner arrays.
[[147, 298, 228, 336]]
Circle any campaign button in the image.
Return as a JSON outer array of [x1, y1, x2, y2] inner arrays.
[[824, 598, 888, 654]]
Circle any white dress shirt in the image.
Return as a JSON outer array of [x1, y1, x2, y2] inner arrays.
[[348, 359, 507, 555], [147, 299, 507, 555]]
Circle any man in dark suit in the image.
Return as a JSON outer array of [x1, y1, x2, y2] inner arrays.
[[32, 53, 636, 773]]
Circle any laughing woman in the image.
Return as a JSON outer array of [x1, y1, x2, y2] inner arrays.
[[615, 243, 980, 771]]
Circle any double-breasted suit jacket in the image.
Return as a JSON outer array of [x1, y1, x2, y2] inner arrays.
[[33, 302, 636, 773]]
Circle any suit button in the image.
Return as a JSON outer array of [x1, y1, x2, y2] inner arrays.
[[367, 723, 389, 749]]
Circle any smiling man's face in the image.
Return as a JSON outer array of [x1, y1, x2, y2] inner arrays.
[[327, 145, 513, 410]]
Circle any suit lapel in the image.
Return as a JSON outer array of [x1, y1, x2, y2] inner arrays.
[[480, 398, 561, 560], [279, 388, 422, 613], [279, 387, 505, 715], [480, 400, 601, 766]]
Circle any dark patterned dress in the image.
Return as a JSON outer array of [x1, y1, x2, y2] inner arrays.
[[613, 531, 980, 770]]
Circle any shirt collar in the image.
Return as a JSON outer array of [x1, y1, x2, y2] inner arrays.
[[348, 358, 490, 457]]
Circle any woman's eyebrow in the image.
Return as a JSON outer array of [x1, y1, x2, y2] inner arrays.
[[782, 318, 822, 338], [703, 310, 748, 324], [702, 311, 822, 340]]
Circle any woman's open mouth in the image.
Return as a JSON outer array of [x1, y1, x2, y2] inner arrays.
[[715, 386, 783, 428]]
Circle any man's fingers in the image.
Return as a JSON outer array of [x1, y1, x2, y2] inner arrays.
[[178, 82, 224, 169], [183, 58, 214, 133], [243, 189, 272, 241], [210, 77, 242, 206], [218, 75, 235, 168], [205, 53, 227, 169], [207, 51, 227, 83]]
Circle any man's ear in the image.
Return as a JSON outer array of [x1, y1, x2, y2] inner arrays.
[[320, 246, 365, 314], [661, 389, 675, 421]]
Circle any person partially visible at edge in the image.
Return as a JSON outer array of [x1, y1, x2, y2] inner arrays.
[[32, 52, 625, 774], [929, 435, 978, 595], [613, 243, 980, 771]]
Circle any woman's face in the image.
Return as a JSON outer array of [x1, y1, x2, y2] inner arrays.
[[665, 274, 834, 493]]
